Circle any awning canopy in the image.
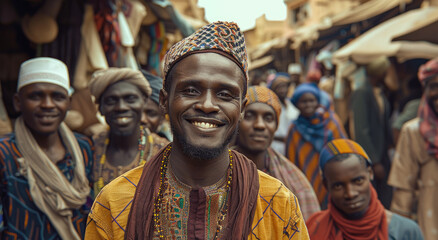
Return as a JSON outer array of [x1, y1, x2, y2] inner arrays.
[[332, 7, 438, 64], [291, 0, 415, 49]]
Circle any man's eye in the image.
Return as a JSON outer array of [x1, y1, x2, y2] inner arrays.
[[104, 97, 117, 105], [183, 88, 198, 95], [218, 91, 233, 100], [126, 95, 138, 103], [332, 184, 342, 190]]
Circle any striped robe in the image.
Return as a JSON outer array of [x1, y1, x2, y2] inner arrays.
[[286, 111, 346, 207]]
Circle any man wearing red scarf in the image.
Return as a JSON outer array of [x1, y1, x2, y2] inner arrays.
[[307, 139, 423, 239], [388, 58, 438, 240]]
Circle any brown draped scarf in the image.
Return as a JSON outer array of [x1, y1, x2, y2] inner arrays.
[[125, 144, 260, 239]]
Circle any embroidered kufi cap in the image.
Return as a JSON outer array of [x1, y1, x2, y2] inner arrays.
[[18, 57, 69, 92], [162, 21, 248, 88]]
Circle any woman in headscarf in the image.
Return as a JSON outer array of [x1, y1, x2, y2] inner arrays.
[[285, 82, 346, 208]]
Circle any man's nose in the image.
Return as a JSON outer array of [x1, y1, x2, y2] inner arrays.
[[195, 91, 220, 113]]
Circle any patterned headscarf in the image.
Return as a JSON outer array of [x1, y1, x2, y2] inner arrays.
[[319, 139, 371, 171], [162, 21, 248, 88], [89, 68, 152, 103], [291, 82, 321, 107], [418, 58, 438, 159], [418, 57, 438, 86], [245, 86, 282, 124]]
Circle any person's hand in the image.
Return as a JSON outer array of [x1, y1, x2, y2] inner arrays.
[[372, 163, 386, 180]]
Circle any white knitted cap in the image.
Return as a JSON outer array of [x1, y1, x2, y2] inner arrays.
[[18, 57, 69, 92]]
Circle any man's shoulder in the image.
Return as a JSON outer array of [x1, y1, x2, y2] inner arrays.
[[388, 212, 424, 239], [73, 132, 94, 148], [0, 133, 18, 157], [258, 170, 294, 199], [96, 165, 144, 200]]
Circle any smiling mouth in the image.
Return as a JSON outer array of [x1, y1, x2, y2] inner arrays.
[[192, 121, 218, 129], [115, 117, 132, 125]]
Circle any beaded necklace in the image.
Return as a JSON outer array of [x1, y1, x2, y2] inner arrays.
[[153, 145, 233, 239], [95, 125, 154, 193]]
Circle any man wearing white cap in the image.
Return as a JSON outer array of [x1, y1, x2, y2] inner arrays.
[[0, 57, 94, 240]]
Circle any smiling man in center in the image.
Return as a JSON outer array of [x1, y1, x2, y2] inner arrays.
[[85, 21, 309, 240]]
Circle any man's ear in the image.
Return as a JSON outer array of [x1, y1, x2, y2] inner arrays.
[[13, 93, 21, 113], [241, 98, 248, 113], [159, 89, 168, 115]]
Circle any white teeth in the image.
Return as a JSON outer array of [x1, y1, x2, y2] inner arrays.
[[192, 121, 217, 129], [116, 117, 130, 124]]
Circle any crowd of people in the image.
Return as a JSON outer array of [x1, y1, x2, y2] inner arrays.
[[0, 20, 436, 239]]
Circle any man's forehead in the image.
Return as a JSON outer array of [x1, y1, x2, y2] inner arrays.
[[19, 82, 68, 93]]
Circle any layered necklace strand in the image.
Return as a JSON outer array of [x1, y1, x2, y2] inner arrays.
[[154, 145, 233, 239], [95, 125, 154, 193]]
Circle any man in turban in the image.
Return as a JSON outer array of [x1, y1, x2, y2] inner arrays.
[[85, 21, 309, 239], [307, 139, 423, 239], [0, 57, 94, 239], [388, 57, 438, 240], [234, 85, 320, 220], [89, 68, 168, 196]]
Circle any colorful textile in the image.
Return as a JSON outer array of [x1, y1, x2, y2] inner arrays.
[[18, 57, 70, 92], [14, 117, 90, 240], [92, 129, 168, 197], [290, 83, 320, 107], [141, 70, 163, 104], [286, 109, 346, 205], [388, 117, 438, 240], [246, 86, 282, 123], [162, 21, 248, 85], [0, 132, 94, 239], [89, 67, 151, 102], [266, 148, 320, 220], [125, 146, 259, 239], [306, 69, 322, 83], [85, 148, 309, 239], [319, 139, 371, 171], [418, 57, 438, 85], [307, 185, 388, 240]]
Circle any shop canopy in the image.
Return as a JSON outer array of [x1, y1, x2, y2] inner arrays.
[[332, 7, 438, 64], [291, 0, 416, 49]]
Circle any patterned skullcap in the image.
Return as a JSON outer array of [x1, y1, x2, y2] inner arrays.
[[246, 86, 282, 124], [418, 57, 438, 86], [319, 139, 371, 171], [162, 21, 248, 87], [89, 68, 151, 104]]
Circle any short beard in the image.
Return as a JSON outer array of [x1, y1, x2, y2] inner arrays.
[[172, 125, 238, 161]]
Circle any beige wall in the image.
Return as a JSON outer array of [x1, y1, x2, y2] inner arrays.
[[244, 14, 286, 49], [284, 0, 365, 27]]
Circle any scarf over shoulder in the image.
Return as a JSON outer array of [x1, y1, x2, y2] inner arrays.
[[306, 185, 388, 240], [124, 144, 260, 239]]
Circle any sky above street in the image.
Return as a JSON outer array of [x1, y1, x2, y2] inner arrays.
[[197, 0, 287, 31]]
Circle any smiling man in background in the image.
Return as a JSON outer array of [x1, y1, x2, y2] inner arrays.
[[85, 21, 309, 239], [89, 68, 168, 196], [0, 57, 94, 239]]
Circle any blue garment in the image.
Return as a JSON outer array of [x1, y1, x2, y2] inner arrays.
[[388, 213, 424, 240], [290, 82, 321, 107], [0, 133, 94, 240]]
